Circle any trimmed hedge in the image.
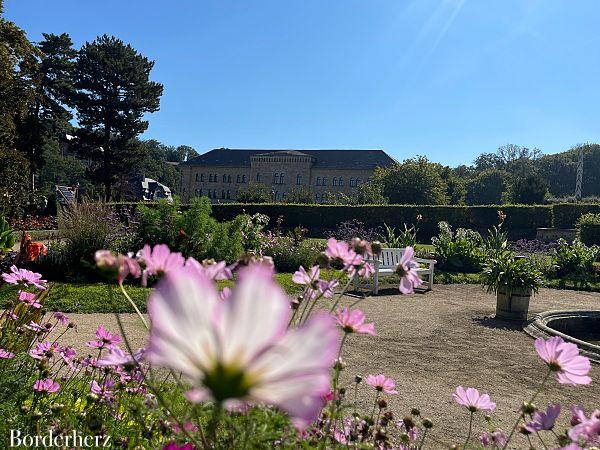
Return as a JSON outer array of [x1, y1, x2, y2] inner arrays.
[[552, 203, 600, 228], [208, 204, 552, 240], [577, 213, 600, 246]]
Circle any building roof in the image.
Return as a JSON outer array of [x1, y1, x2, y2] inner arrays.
[[182, 148, 396, 170]]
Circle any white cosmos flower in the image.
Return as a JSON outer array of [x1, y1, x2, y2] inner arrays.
[[147, 264, 339, 427]]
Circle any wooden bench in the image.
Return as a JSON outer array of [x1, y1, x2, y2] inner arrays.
[[356, 248, 436, 294]]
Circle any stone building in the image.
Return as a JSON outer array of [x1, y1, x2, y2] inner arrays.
[[180, 148, 395, 203]]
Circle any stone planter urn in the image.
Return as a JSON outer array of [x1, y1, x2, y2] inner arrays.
[[495, 287, 532, 321]]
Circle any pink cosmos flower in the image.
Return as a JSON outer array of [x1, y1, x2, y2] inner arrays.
[[292, 266, 320, 286], [94, 250, 140, 283], [53, 312, 69, 325], [318, 279, 339, 298], [568, 406, 600, 446], [534, 336, 592, 385], [97, 345, 145, 367], [147, 264, 339, 428], [480, 429, 507, 448], [86, 326, 121, 349], [33, 378, 60, 393], [364, 374, 398, 394], [452, 386, 496, 412], [138, 244, 185, 286], [27, 321, 45, 332], [395, 247, 422, 294], [0, 348, 15, 359], [325, 238, 362, 270], [525, 404, 561, 432], [2, 265, 47, 290], [185, 258, 232, 281], [29, 341, 59, 360], [220, 286, 232, 301], [163, 443, 195, 450], [59, 346, 77, 366], [90, 379, 116, 400], [18, 291, 41, 308], [336, 307, 376, 335], [352, 261, 374, 280]]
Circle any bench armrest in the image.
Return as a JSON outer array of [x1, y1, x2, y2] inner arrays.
[[414, 257, 437, 267]]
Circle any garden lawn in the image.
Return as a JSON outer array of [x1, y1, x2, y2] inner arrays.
[[0, 273, 302, 313]]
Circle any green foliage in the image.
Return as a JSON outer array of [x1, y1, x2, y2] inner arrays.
[[239, 213, 270, 253], [0, 216, 15, 254], [552, 203, 600, 228], [335, 181, 388, 205], [480, 252, 544, 296], [0, 147, 31, 218], [263, 238, 323, 273], [70, 34, 163, 198], [431, 221, 485, 273], [577, 213, 600, 246], [551, 239, 599, 280], [464, 169, 510, 205], [383, 222, 417, 248], [509, 173, 549, 204], [372, 156, 449, 205], [284, 186, 316, 204], [236, 183, 272, 203], [37, 139, 89, 194]]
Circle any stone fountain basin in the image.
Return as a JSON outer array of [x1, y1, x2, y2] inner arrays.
[[524, 310, 600, 364]]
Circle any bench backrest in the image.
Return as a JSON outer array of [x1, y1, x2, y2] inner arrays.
[[378, 248, 404, 269]]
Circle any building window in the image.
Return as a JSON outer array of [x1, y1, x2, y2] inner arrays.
[[228, 175, 232, 183], [332, 177, 337, 186], [256, 173, 261, 182], [242, 175, 247, 183], [209, 174, 213, 182], [201, 173, 205, 182], [195, 174, 199, 182], [339, 177, 344, 186], [349, 178, 355, 187], [237, 175, 241, 183], [222, 174, 227, 183], [280, 173, 284, 184], [356, 178, 362, 186], [322, 177, 328, 186], [316, 177, 321, 186], [213, 174, 218, 182], [315, 193, 321, 202], [226, 190, 231, 199], [282, 192, 286, 200], [296, 174, 302, 185], [221, 190, 225, 199], [274, 191, 279, 201]]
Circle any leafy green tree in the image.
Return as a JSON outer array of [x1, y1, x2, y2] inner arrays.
[[372, 156, 448, 205], [70, 35, 163, 199], [474, 144, 542, 176], [15, 33, 76, 175], [166, 145, 198, 163], [336, 181, 387, 205], [37, 140, 88, 194], [0, 0, 38, 150], [464, 169, 510, 205], [508, 173, 548, 204], [236, 183, 271, 203], [0, 148, 30, 218], [285, 186, 315, 204]]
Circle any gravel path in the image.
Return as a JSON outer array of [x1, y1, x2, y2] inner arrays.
[[51, 285, 600, 448]]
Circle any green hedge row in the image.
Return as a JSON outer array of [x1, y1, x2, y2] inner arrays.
[[577, 213, 600, 246], [553, 203, 600, 228], [110, 202, 600, 240], [208, 204, 552, 239]]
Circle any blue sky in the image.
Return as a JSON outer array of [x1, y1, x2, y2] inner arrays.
[[6, 0, 600, 166]]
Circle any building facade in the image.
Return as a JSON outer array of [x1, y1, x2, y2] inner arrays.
[[180, 148, 395, 203]]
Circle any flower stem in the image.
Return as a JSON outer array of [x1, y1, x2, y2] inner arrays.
[[118, 282, 148, 329], [464, 411, 474, 448]]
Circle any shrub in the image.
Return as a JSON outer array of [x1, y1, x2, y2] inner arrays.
[[263, 237, 323, 273], [552, 203, 600, 228], [383, 222, 418, 248], [464, 169, 510, 205], [0, 148, 31, 218], [508, 173, 549, 204], [431, 221, 485, 273], [577, 213, 600, 246], [480, 252, 544, 296], [136, 199, 183, 248], [0, 217, 15, 255], [551, 239, 599, 280], [326, 219, 382, 242]]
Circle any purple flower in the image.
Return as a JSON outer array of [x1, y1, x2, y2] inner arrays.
[[525, 404, 561, 432], [568, 406, 600, 446], [95, 250, 141, 283], [2, 265, 47, 290], [53, 312, 69, 325], [535, 336, 592, 385], [480, 429, 507, 448], [292, 265, 320, 287], [147, 264, 339, 429], [395, 247, 422, 294], [90, 379, 116, 401], [59, 346, 77, 366], [365, 374, 398, 394], [336, 307, 376, 335], [18, 291, 41, 308], [452, 386, 496, 412], [97, 345, 145, 367], [86, 326, 121, 349], [0, 348, 15, 359], [325, 238, 362, 270], [138, 244, 185, 286], [186, 258, 232, 281], [29, 341, 58, 360], [33, 378, 60, 393]]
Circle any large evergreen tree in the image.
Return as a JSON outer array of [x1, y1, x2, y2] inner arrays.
[[70, 34, 163, 199]]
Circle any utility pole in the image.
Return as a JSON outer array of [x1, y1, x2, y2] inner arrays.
[[575, 148, 583, 201]]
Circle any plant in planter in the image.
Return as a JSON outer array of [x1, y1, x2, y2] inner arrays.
[[480, 252, 543, 321]]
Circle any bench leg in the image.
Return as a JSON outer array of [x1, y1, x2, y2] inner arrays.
[[353, 273, 359, 291], [428, 270, 433, 290], [373, 271, 379, 295]]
